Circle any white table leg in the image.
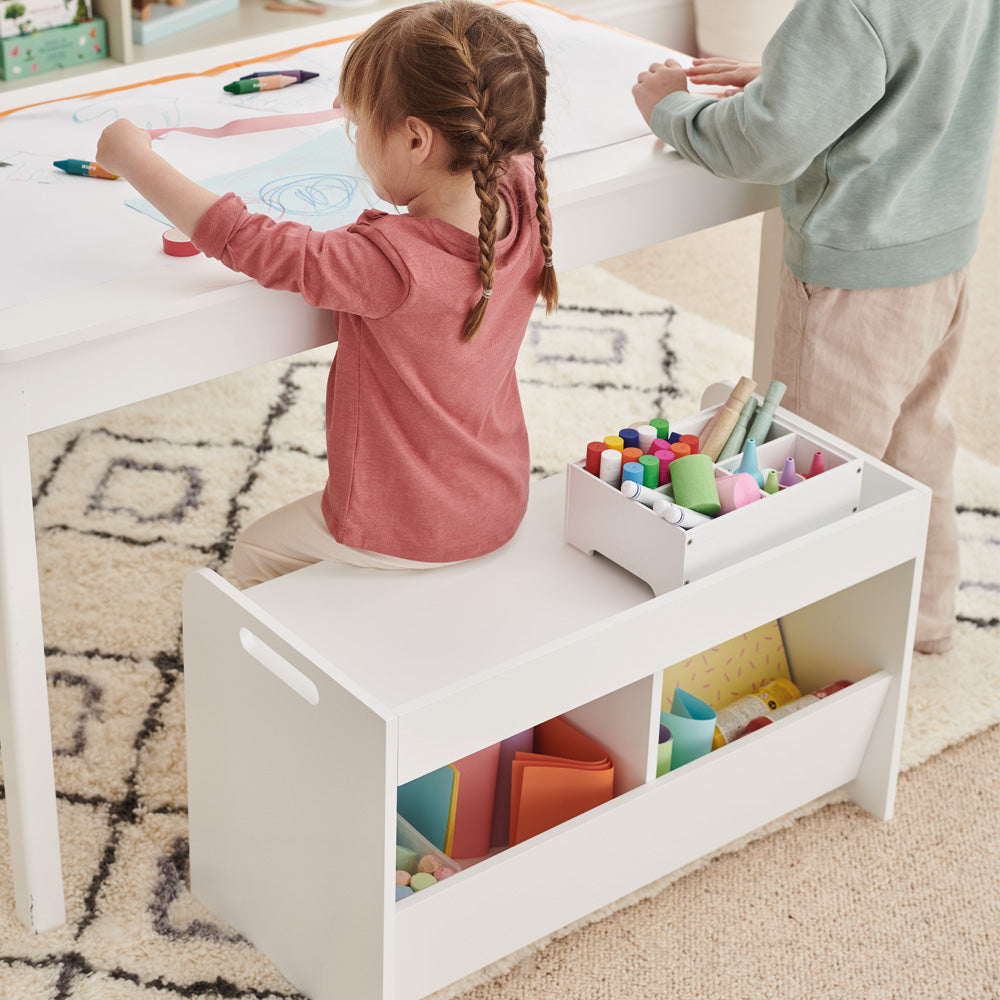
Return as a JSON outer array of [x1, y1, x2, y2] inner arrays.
[[0, 372, 66, 931], [752, 206, 785, 386]]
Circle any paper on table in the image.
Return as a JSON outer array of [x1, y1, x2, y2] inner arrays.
[[661, 688, 716, 770], [126, 127, 395, 229], [509, 716, 614, 846]]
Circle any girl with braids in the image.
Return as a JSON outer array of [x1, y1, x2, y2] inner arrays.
[[96, 0, 557, 588]]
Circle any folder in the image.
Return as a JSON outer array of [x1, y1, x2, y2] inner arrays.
[[509, 716, 614, 846], [449, 741, 502, 860], [661, 688, 715, 770], [396, 764, 458, 854]]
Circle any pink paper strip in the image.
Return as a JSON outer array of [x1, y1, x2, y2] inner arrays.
[[148, 107, 345, 139]]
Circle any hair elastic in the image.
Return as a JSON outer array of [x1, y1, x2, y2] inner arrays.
[[482, 288, 493, 299], [543, 260, 554, 268]]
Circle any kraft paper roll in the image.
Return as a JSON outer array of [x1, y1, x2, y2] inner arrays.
[[701, 375, 757, 461]]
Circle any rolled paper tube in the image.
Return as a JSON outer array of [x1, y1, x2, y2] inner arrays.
[[763, 468, 780, 494], [653, 450, 677, 485], [649, 418, 670, 441], [621, 447, 643, 468], [807, 450, 825, 478], [603, 435, 624, 452], [599, 447, 623, 486], [585, 441, 606, 476], [700, 375, 757, 461], [622, 461, 644, 487], [636, 424, 657, 452], [650, 438, 670, 454], [745, 379, 786, 447], [668, 432, 681, 444], [619, 428, 640, 451], [670, 442, 692, 459], [668, 454, 721, 516], [639, 454, 660, 488], [717, 396, 759, 462], [715, 473, 763, 514], [736, 437, 764, 488], [679, 434, 700, 455]]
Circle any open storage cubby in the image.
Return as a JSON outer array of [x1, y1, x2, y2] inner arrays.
[[183, 399, 930, 1000]]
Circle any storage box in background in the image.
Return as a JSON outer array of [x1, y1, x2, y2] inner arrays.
[[1, 0, 93, 38], [0, 16, 105, 79], [564, 404, 863, 596]]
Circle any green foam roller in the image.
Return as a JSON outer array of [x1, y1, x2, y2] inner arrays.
[[669, 454, 721, 516]]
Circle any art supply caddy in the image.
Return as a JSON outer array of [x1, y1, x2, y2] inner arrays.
[[183, 381, 931, 1000]]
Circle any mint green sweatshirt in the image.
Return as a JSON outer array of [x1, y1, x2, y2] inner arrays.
[[651, 0, 999, 288]]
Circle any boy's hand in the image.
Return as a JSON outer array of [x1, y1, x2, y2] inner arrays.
[[96, 119, 154, 179], [632, 60, 688, 126], [686, 58, 761, 91]]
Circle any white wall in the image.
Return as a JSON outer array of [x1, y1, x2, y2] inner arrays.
[[562, 0, 697, 51]]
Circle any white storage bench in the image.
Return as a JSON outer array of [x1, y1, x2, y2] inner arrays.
[[182, 402, 930, 1000]]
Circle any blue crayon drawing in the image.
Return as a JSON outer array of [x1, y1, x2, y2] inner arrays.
[[256, 172, 359, 217]]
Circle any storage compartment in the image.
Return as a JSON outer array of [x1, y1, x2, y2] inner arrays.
[[564, 405, 862, 595]]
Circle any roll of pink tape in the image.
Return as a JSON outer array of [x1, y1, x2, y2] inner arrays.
[[162, 228, 199, 257]]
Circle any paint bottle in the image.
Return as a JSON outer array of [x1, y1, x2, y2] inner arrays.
[[711, 677, 801, 749]]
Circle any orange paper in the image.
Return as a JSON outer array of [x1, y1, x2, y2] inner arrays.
[[509, 717, 614, 846]]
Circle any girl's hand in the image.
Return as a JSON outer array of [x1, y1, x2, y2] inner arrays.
[[632, 59, 689, 126], [95, 119, 154, 179], [686, 58, 761, 91]]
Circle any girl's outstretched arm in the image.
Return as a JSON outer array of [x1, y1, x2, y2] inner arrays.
[[96, 119, 220, 238]]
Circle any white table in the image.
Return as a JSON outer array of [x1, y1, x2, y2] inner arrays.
[[0, 15, 779, 931]]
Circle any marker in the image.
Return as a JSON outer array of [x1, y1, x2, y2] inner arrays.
[[53, 159, 118, 179], [651, 497, 713, 528], [224, 74, 298, 94], [239, 69, 319, 83]]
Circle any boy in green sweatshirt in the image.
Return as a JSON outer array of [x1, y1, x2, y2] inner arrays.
[[633, 0, 999, 653]]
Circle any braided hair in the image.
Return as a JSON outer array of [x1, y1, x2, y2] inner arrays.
[[339, 0, 558, 341]]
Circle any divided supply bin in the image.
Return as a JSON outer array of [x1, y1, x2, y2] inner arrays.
[[564, 405, 863, 595], [183, 393, 931, 1000]]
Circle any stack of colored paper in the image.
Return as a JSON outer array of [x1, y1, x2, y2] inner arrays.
[[509, 717, 614, 846]]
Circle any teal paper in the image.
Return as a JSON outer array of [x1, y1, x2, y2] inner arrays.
[[661, 688, 716, 770], [396, 765, 455, 852]]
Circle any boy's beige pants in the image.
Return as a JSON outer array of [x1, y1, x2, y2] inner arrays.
[[773, 263, 968, 652]]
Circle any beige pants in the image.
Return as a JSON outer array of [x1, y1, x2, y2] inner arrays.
[[231, 490, 457, 589], [773, 263, 968, 652]]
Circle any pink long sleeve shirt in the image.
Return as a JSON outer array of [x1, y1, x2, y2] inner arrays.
[[192, 153, 543, 562]]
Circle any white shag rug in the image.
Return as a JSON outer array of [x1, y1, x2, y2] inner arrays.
[[2, 266, 997, 1000]]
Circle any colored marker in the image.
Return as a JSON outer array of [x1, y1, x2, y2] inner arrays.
[[224, 74, 298, 94], [53, 159, 118, 179], [239, 69, 319, 83]]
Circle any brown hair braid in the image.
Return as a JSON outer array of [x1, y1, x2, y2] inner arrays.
[[338, 0, 559, 341]]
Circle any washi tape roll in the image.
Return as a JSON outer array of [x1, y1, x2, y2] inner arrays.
[[162, 228, 199, 257]]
